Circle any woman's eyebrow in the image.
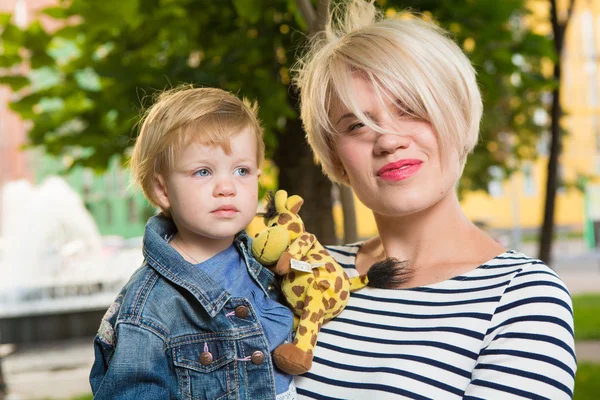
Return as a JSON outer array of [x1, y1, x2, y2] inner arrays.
[[336, 111, 372, 125]]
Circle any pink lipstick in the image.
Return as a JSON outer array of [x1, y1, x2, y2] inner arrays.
[[377, 159, 423, 181]]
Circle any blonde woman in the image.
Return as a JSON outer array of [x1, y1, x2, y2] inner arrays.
[[292, 1, 576, 399]]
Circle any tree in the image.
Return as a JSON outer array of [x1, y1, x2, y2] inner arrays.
[[537, 0, 575, 265], [0, 0, 554, 244], [0, 0, 337, 243]]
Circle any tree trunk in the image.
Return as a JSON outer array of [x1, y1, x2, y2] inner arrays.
[[339, 185, 359, 243], [538, 0, 574, 265], [273, 0, 336, 246], [274, 110, 336, 245], [539, 66, 561, 264]]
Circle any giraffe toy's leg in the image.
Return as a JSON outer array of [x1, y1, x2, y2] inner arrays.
[[274, 234, 317, 275], [273, 286, 325, 375], [348, 274, 369, 291]]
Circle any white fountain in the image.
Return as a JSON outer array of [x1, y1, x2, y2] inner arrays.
[[0, 176, 142, 341]]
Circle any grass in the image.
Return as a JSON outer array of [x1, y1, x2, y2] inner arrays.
[[573, 294, 600, 341], [575, 363, 600, 399], [65, 365, 600, 400]]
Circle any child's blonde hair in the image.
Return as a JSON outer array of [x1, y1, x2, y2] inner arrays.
[[130, 85, 265, 211], [293, 0, 482, 184]]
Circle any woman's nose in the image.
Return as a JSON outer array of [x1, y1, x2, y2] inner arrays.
[[373, 131, 411, 156]]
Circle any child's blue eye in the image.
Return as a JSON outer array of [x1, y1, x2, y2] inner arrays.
[[194, 168, 211, 177], [234, 167, 249, 177]]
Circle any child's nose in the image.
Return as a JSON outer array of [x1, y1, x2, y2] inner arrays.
[[214, 177, 236, 197]]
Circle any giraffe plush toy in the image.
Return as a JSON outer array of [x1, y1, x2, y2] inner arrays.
[[250, 190, 371, 375]]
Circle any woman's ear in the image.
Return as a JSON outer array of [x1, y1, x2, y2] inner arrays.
[[152, 174, 171, 211]]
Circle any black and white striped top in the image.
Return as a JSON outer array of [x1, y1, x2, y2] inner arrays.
[[295, 245, 576, 399]]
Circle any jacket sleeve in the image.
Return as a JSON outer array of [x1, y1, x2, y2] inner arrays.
[[90, 322, 172, 399], [463, 269, 576, 399]]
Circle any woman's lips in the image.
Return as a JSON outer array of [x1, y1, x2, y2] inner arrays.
[[377, 159, 423, 181]]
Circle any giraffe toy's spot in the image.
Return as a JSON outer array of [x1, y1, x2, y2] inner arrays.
[[288, 271, 296, 282], [292, 285, 305, 297], [278, 214, 292, 225], [335, 276, 343, 292], [304, 295, 314, 307], [310, 312, 320, 323], [301, 308, 310, 320], [318, 280, 331, 290], [288, 222, 302, 233]]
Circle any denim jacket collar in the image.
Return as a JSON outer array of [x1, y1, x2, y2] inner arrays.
[[142, 214, 266, 318]]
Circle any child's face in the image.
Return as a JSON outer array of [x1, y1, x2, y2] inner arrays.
[[157, 127, 261, 243]]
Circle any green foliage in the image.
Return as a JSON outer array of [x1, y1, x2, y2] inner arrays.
[[575, 363, 600, 400], [0, 0, 554, 193], [0, 0, 299, 171], [573, 294, 600, 341]]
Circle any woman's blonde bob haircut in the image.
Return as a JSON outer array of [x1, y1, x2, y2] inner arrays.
[[129, 85, 265, 211], [294, 0, 482, 185]]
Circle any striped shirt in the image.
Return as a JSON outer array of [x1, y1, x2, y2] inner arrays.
[[295, 245, 576, 399]]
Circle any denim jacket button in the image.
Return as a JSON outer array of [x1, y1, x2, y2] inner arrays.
[[267, 284, 275, 292], [250, 350, 265, 365], [235, 305, 249, 319], [199, 351, 213, 366]]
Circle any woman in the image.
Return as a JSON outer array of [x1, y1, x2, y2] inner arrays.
[[292, 1, 576, 399]]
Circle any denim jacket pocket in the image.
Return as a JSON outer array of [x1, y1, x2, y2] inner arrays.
[[173, 339, 238, 400]]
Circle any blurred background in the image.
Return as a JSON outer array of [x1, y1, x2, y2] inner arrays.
[[0, 0, 599, 398]]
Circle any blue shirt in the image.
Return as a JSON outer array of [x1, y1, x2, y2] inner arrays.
[[196, 244, 294, 394]]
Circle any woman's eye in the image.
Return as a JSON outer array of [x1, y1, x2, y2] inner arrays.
[[347, 122, 365, 132], [193, 168, 211, 177], [234, 167, 250, 177]]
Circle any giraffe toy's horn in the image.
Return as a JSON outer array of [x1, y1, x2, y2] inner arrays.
[[274, 190, 288, 212]]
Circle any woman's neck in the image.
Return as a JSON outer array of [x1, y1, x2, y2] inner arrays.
[[362, 191, 504, 286], [374, 190, 466, 261]]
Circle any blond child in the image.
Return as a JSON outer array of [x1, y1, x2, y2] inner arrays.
[[90, 86, 296, 400]]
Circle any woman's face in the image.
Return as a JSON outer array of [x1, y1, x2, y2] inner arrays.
[[331, 75, 461, 218]]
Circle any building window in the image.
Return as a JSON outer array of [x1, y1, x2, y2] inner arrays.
[[488, 166, 505, 198], [523, 163, 536, 197]]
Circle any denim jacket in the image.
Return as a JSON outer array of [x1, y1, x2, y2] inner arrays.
[[89, 214, 287, 400]]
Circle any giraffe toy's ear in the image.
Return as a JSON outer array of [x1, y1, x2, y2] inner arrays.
[[274, 190, 289, 213], [286, 195, 304, 215]]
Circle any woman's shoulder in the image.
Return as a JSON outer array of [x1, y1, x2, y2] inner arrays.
[[485, 250, 574, 324], [487, 250, 570, 294]]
